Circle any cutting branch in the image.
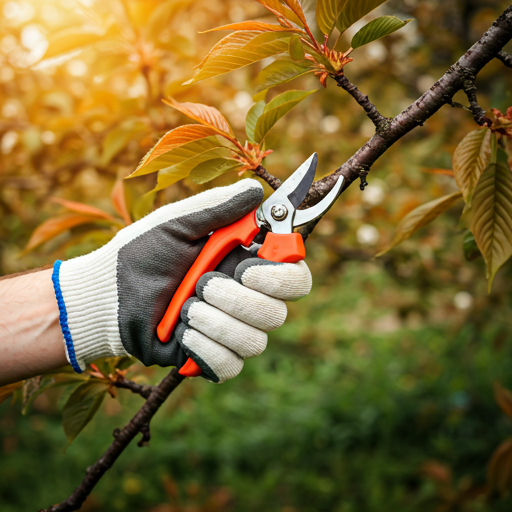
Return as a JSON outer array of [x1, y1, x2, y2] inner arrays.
[[38, 5, 512, 511]]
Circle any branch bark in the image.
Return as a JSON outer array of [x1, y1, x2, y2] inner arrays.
[[40, 369, 184, 512], [304, 6, 512, 211], [334, 74, 390, 130], [112, 375, 153, 399], [497, 50, 512, 67]]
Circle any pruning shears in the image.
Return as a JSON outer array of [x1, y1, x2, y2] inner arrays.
[[156, 153, 344, 377]]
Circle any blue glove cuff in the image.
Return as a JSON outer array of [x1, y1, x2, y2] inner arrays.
[[52, 260, 82, 373]]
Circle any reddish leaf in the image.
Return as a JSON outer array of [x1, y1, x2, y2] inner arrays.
[[111, 179, 132, 226], [494, 382, 512, 420], [488, 437, 512, 495], [201, 22, 303, 33], [24, 214, 111, 253], [50, 198, 115, 221], [163, 98, 235, 138]]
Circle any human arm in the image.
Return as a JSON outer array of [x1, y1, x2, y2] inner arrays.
[[0, 269, 68, 385], [0, 180, 312, 386]]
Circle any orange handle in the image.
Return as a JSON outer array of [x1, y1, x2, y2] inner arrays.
[[158, 210, 306, 378], [157, 209, 260, 344]]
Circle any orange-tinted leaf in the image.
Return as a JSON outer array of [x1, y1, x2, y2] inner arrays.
[[488, 437, 512, 495], [0, 382, 22, 405], [494, 382, 512, 420], [376, 192, 463, 256], [111, 179, 132, 226], [50, 198, 115, 221], [134, 125, 219, 174], [420, 460, 452, 484], [421, 168, 455, 177], [185, 31, 291, 85], [257, 0, 304, 27], [202, 22, 303, 33], [282, 0, 309, 29], [25, 214, 110, 253], [163, 98, 234, 138]]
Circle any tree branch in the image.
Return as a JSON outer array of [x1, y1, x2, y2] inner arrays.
[[497, 50, 512, 67], [40, 368, 185, 512], [253, 165, 281, 190], [304, 6, 512, 213], [334, 74, 390, 131]]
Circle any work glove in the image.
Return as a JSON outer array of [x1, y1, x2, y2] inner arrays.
[[52, 180, 312, 383]]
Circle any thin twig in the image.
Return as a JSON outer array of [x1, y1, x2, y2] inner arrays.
[[335, 74, 390, 131], [253, 165, 281, 190], [454, 64, 493, 126], [112, 375, 153, 399], [39, 368, 185, 512], [497, 50, 512, 67]]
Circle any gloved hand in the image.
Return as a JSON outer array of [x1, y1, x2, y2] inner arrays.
[[52, 180, 312, 383]]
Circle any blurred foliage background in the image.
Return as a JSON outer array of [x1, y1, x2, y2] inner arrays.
[[2, 0, 512, 511]]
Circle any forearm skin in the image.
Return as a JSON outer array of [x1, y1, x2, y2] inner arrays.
[[0, 268, 68, 385]]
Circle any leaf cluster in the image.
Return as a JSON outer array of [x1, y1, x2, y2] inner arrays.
[[187, 0, 412, 90], [379, 110, 512, 292]]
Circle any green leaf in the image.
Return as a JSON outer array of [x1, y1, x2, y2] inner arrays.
[[469, 163, 512, 292], [189, 158, 243, 184], [22, 373, 88, 415], [154, 146, 232, 191], [463, 230, 481, 262], [131, 137, 224, 178], [41, 24, 120, 60], [289, 34, 306, 60], [100, 120, 146, 166], [185, 31, 291, 85], [336, 0, 387, 34], [132, 192, 156, 221], [246, 101, 265, 143], [145, 0, 192, 37], [255, 58, 315, 92], [253, 89, 316, 143], [316, 0, 347, 35], [62, 382, 108, 445], [377, 191, 463, 256], [452, 128, 492, 204], [351, 16, 412, 49]]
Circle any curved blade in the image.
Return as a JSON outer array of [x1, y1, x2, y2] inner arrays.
[[293, 175, 344, 228], [265, 153, 317, 209]]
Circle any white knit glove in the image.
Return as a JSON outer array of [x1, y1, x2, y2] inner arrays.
[[52, 180, 312, 383]]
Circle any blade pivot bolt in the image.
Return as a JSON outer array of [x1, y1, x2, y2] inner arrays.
[[271, 204, 288, 221]]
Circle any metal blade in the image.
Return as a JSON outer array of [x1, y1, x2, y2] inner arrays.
[[293, 175, 344, 228], [260, 153, 318, 213]]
